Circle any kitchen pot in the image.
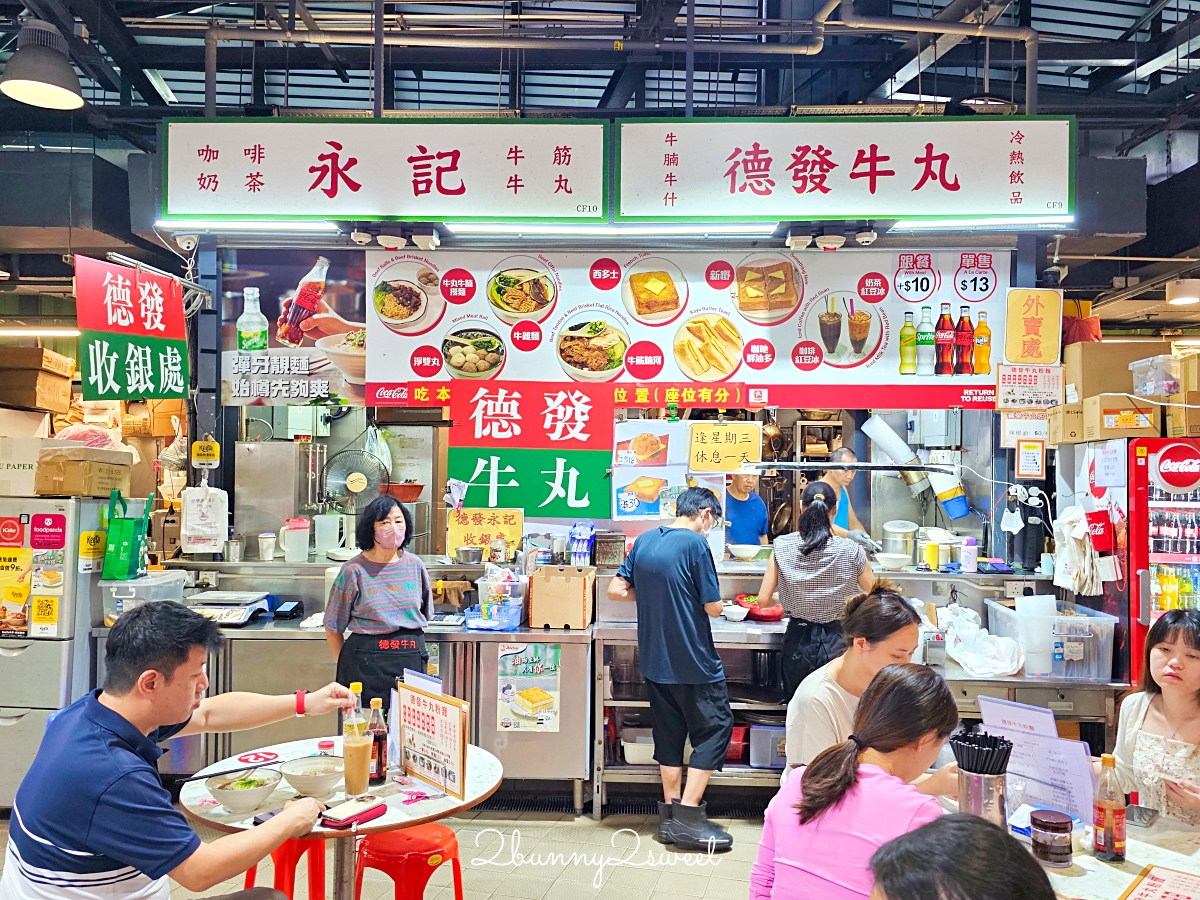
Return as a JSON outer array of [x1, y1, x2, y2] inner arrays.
[[882, 520, 920, 565]]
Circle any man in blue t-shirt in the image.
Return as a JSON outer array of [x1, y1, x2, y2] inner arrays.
[[724, 473, 769, 547], [1, 602, 355, 900], [608, 487, 734, 853]]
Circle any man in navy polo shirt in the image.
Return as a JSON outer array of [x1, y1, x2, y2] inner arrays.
[[1, 602, 355, 900]]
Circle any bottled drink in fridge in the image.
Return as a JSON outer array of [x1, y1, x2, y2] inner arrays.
[[973, 311, 991, 374], [1093, 754, 1126, 863], [899, 311, 917, 375], [915, 306, 936, 376], [1180, 568, 1195, 611], [1185, 513, 1199, 556], [934, 303, 955, 375], [368, 697, 388, 786], [277, 256, 330, 347], [954, 305, 974, 375], [1150, 512, 1163, 554], [236, 287, 268, 351]]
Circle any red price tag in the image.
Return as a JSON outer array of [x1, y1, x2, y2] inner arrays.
[[589, 258, 621, 290], [410, 346, 443, 377], [440, 268, 477, 304], [743, 338, 775, 370]]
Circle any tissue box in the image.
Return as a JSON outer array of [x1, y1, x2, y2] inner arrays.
[[530, 565, 595, 629]]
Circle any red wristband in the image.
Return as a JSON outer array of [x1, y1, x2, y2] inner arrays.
[[295, 690, 307, 717]]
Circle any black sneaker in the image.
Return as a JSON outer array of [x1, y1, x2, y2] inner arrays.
[[663, 800, 733, 853]]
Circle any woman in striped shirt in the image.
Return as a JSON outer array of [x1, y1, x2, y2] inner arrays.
[[324, 495, 434, 706]]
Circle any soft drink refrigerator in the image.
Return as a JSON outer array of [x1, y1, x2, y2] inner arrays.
[[1129, 438, 1200, 683]]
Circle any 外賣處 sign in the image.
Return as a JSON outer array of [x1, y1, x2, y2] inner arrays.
[[75, 256, 189, 401]]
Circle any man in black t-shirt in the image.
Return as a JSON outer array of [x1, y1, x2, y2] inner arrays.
[[609, 487, 734, 852]]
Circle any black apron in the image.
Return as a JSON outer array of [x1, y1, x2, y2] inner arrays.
[[336, 629, 428, 708], [781, 617, 844, 700]]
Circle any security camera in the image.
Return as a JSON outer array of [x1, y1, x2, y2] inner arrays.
[[175, 234, 198, 252], [855, 229, 878, 246], [350, 231, 373, 246], [1041, 264, 1068, 286]]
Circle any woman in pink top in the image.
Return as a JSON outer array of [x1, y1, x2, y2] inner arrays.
[[751, 664, 959, 900]]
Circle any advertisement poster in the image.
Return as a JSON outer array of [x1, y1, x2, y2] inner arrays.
[[76, 256, 189, 401], [368, 250, 1009, 409], [0, 547, 32, 637], [612, 465, 687, 520], [219, 250, 367, 405], [398, 682, 468, 799], [613, 420, 689, 467], [496, 643, 562, 733]]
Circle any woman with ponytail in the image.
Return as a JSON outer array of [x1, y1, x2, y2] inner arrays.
[[758, 480, 875, 698], [750, 664, 959, 900]]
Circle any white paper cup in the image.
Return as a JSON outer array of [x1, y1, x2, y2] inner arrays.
[[258, 533, 276, 561]]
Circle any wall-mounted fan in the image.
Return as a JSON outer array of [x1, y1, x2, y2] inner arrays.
[[323, 450, 390, 514]]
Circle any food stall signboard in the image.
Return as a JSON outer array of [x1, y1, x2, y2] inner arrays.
[[618, 117, 1073, 220], [446, 508, 523, 552], [999, 411, 1048, 448], [996, 364, 1064, 411], [368, 249, 1010, 410], [76, 256, 189, 401], [497, 643, 561, 734], [164, 119, 607, 221], [397, 681, 468, 799], [1004, 288, 1063, 365], [688, 422, 763, 472]]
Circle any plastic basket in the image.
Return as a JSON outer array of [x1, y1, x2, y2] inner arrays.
[[1129, 354, 1180, 397], [985, 598, 1116, 682], [464, 603, 523, 632]]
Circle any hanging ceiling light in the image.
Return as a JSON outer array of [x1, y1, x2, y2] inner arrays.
[[1167, 279, 1200, 307], [1, 19, 84, 110]]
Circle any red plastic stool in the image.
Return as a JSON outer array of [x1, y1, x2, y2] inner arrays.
[[354, 824, 463, 900], [244, 837, 327, 900]]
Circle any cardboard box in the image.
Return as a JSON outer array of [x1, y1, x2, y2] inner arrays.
[[0, 438, 72, 496], [1046, 404, 1084, 446], [1168, 392, 1200, 438], [0, 347, 75, 378], [1082, 393, 1160, 441], [34, 444, 133, 497], [1063, 340, 1174, 404], [0, 408, 50, 437], [1181, 353, 1200, 394], [530, 565, 596, 630], [0, 370, 72, 414]]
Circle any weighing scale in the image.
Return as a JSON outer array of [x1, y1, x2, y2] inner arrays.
[[188, 590, 270, 627]]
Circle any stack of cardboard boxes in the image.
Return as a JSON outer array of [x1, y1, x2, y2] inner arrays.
[[1167, 353, 1200, 438], [0, 348, 75, 414], [1047, 341, 1171, 447]]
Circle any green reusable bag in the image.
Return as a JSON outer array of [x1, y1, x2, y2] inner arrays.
[[101, 490, 154, 580]]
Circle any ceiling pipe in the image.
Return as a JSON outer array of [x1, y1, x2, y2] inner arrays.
[[203, 4, 843, 116], [839, 0, 1039, 113]]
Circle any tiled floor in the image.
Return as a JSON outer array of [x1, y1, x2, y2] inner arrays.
[[0, 810, 764, 900]]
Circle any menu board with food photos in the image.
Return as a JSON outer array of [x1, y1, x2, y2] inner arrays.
[[367, 249, 1011, 409]]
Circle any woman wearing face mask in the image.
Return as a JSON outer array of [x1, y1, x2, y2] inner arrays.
[[750, 664, 959, 900], [1111, 609, 1200, 823], [324, 495, 434, 706]]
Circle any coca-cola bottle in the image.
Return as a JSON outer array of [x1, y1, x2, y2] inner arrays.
[[277, 256, 330, 347], [954, 306, 974, 375], [934, 303, 955, 376], [1166, 515, 1182, 555], [1150, 512, 1163, 554], [1185, 513, 1199, 556]]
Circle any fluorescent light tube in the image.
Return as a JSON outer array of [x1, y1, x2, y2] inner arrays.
[[891, 215, 1075, 231], [443, 223, 779, 237], [155, 220, 340, 233], [0, 327, 80, 337]]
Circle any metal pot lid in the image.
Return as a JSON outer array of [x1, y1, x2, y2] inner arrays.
[[883, 520, 919, 534]]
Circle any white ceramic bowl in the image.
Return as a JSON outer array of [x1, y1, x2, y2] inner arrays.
[[279, 756, 344, 800], [443, 329, 506, 380], [374, 279, 427, 327], [723, 604, 750, 621], [206, 768, 282, 814], [486, 268, 557, 324], [315, 334, 366, 385], [875, 553, 912, 571], [728, 544, 762, 561]]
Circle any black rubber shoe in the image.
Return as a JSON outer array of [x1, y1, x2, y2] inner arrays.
[[654, 800, 674, 844], [663, 800, 733, 853]]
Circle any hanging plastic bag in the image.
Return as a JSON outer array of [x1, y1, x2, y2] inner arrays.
[[180, 483, 228, 554], [1062, 298, 1102, 348], [1052, 505, 1102, 595], [101, 490, 154, 580], [365, 425, 393, 477]]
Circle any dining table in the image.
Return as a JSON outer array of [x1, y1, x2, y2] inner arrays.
[[180, 737, 504, 900], [1044, 815, 1200, 899]]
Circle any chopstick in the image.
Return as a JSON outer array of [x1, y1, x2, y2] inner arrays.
[[514, 271, 551, 286], [182, 765, 270, 784]]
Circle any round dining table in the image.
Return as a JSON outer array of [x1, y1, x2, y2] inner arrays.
[[180, 737, 504, 900]]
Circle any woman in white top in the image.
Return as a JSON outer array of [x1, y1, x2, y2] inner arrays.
[[783, 584, 959, 798], [1113, 609, 1200, 823], [758, 480, 875, 698]]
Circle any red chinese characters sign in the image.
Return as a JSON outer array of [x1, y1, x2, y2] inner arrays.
[[165, 120, 606, 221], [75, 256, 189, 400], [619, 117, 1072, 220]]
